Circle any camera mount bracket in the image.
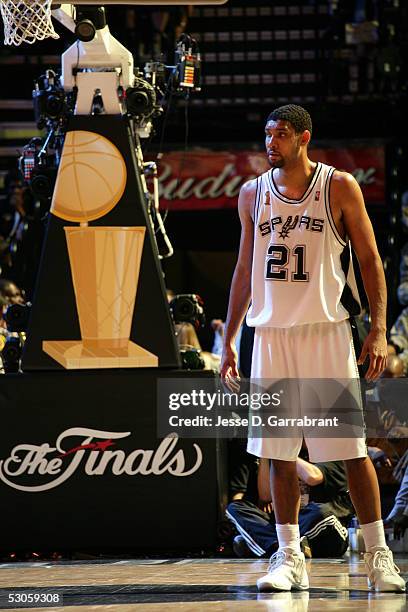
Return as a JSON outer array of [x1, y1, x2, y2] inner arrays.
[[51, 5, 133, 114]]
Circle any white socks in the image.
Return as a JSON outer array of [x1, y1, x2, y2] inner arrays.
[[276, 523, 301, 553], [360, 519, 387, 551]]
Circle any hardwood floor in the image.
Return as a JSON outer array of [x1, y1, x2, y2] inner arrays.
[[0, 553, 406, 610]]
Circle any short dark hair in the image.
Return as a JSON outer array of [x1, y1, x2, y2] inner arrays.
[[266, 104, 312, 136]]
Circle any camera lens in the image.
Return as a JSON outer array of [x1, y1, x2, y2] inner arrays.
[[179, 301, 194, 318], [2, 336, 23, 372], [31, 174, 52, 198], [46, 94, 64, 118], [126, 82, 155, 118], [134, 92, 149, 111], [127, 90, 150, 115], [75, 19, 96, 43]]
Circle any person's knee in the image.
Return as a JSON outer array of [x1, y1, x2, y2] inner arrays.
[[226, 499, 247, 520], [300, 502, 325, 522]]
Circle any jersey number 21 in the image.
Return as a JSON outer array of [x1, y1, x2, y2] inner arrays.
[[265, 244, 309, 282]]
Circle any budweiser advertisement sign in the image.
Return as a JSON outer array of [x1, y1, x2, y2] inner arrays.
[[153, 146, 385, 211], [0, 429, 202, 492]]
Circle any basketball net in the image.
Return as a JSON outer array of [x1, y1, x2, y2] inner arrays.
[[0, 0, 59, 45]]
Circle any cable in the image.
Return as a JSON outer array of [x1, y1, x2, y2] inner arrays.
[[173, 92, 190, 193], [73, 39, 80, 90], [184, 92, 189, 152], [155, 70, 176, 159]]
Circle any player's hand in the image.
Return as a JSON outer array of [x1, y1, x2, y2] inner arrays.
[[357, 329, 388, 380], [367, 446, 392, 468], [220, 344, 240, 392], [258, 499, 273, 514]]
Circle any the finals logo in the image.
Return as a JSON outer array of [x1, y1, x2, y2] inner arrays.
[[0, 428, 203, 492]]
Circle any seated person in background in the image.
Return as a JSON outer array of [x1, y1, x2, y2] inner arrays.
[[367, 446, 393, 469], [0, 294, 8, 371], [166, 288, 176, 303], [0, 279, 24, 351], [211, 318, 227, 357], [211, 318, 254, 379], [365, 434, 408, 485], [175, 321, 220, 371], [0, 291, 20, 373], [385, 453, 408, 539], [0, 278, 24, 305], [167, 290, 221, 371], [388, 306, 408, 376], [0, 295, 8, 336], [226, 452, 353, 559], [383, 354, 404, 378], [228, 439, 259, 503], [367, 446, 392, 468], [365, 355, 408, 442]]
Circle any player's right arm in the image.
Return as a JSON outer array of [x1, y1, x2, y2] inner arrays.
[[220, 179, 256, 382]]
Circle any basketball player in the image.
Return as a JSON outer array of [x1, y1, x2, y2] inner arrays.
[[221, 105, 405, 592]]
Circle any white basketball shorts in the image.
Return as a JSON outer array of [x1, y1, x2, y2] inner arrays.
[[246, 319, 367, 462]]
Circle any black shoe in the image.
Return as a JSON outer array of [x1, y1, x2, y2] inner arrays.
[[300, 536, 312, 559], [232, 535, 255, 558]]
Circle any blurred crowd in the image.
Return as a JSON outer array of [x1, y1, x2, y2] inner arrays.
[[0, 168, 45, 300]]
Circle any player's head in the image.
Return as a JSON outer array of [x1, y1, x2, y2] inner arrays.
[[265, 105, 312, 168]]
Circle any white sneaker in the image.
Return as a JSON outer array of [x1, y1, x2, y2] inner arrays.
[[364, 546, 406, 592], [257, 548, 309, 592]]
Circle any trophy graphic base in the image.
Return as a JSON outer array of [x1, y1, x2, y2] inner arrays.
[[43, 340, 158, 369]]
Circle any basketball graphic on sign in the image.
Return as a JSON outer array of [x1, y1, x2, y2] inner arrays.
[[50, 130, 127, 223], [43, 128, 158, 369]]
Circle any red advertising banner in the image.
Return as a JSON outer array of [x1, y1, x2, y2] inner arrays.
[[154, 146, 385, 211]]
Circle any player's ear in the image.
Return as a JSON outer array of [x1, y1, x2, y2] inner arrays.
[[300, 130, 311, 147]]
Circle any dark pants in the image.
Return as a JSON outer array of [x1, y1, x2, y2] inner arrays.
[[226, 499, 349, 558]]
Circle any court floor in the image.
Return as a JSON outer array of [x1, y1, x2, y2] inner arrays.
[[0, 553, 406, 611]]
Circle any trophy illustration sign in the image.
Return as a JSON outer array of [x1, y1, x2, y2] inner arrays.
[[42, 130, 158, 369]]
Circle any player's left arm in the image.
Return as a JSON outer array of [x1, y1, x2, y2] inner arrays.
[[331, 171, 387, 380]]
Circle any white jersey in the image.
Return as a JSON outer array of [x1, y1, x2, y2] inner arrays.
[[246, 162, 361, 328]]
